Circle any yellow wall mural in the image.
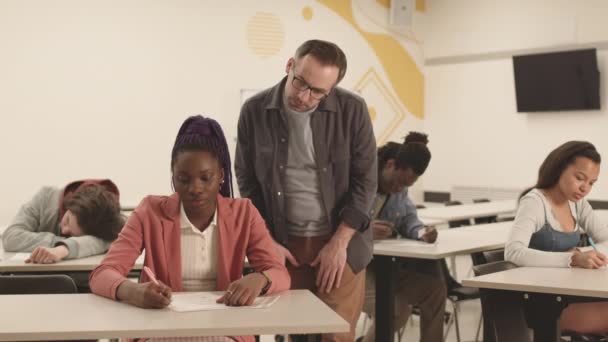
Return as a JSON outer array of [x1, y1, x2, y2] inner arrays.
[[246, 12, 285, 58], [244, 1, 425, 144], [317, 0, 424, 120]]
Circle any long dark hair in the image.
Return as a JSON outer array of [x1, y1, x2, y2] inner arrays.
[[171, 115, 233, 198], [377, 132, 431, 175], [520, 141, 601, 199]]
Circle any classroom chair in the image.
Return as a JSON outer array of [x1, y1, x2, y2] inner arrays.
[[472, 198, 498, 224], [473, 261, 531, 342], [444, 282, 481, 342], [445, 200, 472, 228], [0, 274, 77, 294]]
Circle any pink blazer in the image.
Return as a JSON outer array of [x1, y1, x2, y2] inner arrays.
[[90, 193, 290, 342]]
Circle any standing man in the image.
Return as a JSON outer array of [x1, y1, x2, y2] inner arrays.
[[235, 39, 377, 341]]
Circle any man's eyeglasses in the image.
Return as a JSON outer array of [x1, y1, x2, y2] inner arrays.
[[291, 73, 330, 100]]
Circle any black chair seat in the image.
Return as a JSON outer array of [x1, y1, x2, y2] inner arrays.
[[473, 198, 498, 224], [0, 274, 77, 294], [445, 200, 472, 228], [448, 286, 480, 301]]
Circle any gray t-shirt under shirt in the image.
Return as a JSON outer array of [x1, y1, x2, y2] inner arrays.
[[282, 97, 330, 237]]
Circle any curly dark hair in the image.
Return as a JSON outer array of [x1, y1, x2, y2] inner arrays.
[[64, 184, 124, 241], [377, 131, 431, 175]]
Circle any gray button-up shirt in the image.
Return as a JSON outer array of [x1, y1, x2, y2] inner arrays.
[[235, 78, 377, 273]]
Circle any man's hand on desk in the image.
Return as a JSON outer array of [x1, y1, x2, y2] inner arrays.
[[25, 245, 69, 264], [420, 227, 438, 243]]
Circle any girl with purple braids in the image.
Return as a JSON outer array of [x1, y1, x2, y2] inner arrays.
[[90, 115, 290, 342]]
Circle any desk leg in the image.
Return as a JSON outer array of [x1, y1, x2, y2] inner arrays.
[[375, 255, 396, 342], [523, 293, 564, 342]]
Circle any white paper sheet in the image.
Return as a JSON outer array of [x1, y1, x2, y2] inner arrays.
[[169, 292, 280, 312], [9, 253, 30, 261], [375, 239, 436, 247]]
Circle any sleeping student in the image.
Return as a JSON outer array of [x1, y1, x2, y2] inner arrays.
[[3, 179, 124, 263]]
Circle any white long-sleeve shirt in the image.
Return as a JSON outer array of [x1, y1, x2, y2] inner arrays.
[[505, 189, 608, 267]]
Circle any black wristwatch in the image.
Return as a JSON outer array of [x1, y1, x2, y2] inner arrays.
[[259, 271, 272, 295]]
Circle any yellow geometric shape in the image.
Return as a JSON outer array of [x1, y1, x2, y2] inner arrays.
[[376, 0, 390, 8], [368, 106, 377, 121], [416, 0, 426, 12], [246, 12, 285, 58], [317, 0, 424, 118], [354, 68, 407, 145], [302, 6, 314, 21]]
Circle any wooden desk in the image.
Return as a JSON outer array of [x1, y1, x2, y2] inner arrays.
[[0, 251, 144, 273], [373, 221, 510, 341], [373, 221, 510, 259], [459, 220, 512, 233], [0, 290, 348, 341], [463, 266, 608, 302], [463, 267, 608, 341], [417, 200, 517, 221], [420, 217, 447, 227]]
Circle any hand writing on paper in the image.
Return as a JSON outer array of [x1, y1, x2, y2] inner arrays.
[[117, 280, 172, 309], [372, 220, 395, 240], [25, 246, 69, 264], [571, 250, 608, 269], [421, 227, 438, 243], [217, 273, 268, 306]]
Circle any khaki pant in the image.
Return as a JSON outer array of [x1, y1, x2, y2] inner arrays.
[[362, 260, 447, 342], [287, 235, 366, 342]]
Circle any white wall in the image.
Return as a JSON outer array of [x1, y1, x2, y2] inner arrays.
[[0, 0, 426, 223], [421, 0, 608, 200]]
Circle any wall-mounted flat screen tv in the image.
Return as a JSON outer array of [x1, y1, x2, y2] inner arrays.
[[513, 48, 600, 112]]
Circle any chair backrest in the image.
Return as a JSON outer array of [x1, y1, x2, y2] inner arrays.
[[473, 261, 532, 342], [473, 198, 498, 224], [444, 200, 471, 228], [482, 249, 505, 264], [0, 274, 78, 295]]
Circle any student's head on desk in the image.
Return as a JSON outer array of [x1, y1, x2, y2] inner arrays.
[[170, 115, 233, 229], [377, 131, 431, 195], [522, 140, 601, 203], [61, 184, 123, 241]]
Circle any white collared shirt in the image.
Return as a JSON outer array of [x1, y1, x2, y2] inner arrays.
[[180, 203, 219, 292]]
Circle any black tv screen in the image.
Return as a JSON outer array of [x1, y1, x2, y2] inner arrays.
[[513, 49, 600, 112]]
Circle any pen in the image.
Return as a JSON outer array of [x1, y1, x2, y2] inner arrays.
[[143, 266, 160, 286], [588, 236, 599, 251]]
